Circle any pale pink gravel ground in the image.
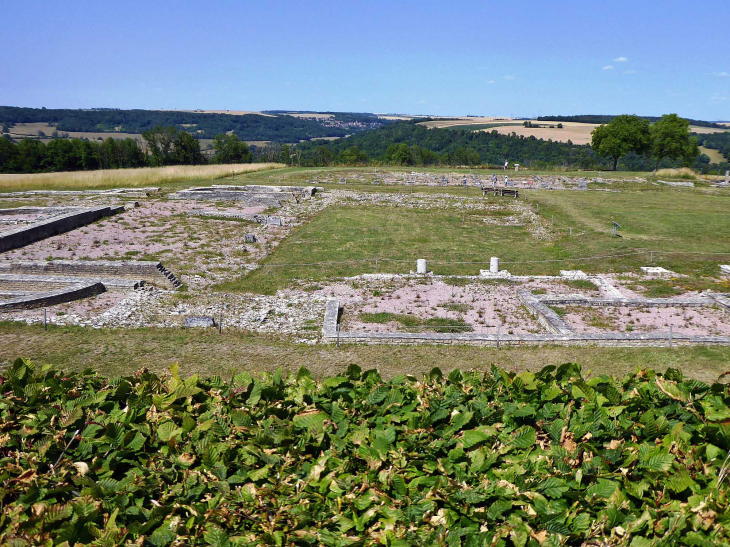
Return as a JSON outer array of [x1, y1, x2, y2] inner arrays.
[[562, 305, 730, 336], [312, 277, 591, 334], [0, 199, 284, 286], [0, 290, 127, 322]]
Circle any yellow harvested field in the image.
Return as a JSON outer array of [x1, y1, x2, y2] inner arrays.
[[688, 126, 728, 134], [484, 121, 598, 145], [0, 163, 285, 192], [699, 146, 726, 163], [287, 113, 334, 119], [419, 117, 515, 129], [157, 109, 275, 117]]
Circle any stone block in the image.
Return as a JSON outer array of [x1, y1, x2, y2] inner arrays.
[[640, 266, 675, 277], [184, 316, 216, 328]]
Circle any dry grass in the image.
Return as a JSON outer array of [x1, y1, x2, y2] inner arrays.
[[0, 163, 285, 191], [653, 167, 700, 180], [1, 323, 729, 383]]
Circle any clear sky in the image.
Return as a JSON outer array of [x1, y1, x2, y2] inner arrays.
[[2, 0, 729, 120]]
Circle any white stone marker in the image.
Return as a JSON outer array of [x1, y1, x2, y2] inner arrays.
[[490, 257, 499, 274], [417, 259, 428, 274]]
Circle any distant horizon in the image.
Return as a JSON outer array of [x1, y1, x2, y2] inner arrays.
[[2, 104, 728, 124]]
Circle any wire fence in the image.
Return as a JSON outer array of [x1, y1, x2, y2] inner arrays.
[[254, 249, 730, 270]]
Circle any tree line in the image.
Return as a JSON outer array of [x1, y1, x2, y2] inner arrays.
[[289, 116, 718, 172], [0, 127, 253, 173], [0, 107, 372, 143]]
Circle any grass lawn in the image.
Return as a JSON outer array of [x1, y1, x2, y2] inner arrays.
[[1, 322, 729, 384], [220, 185, 730, 294]]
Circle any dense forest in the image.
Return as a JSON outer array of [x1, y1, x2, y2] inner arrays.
[[536, 115, 724, 129], [0, 137, 148, 172], [0, 107, 388, 143], [293, 120, 722, 171]]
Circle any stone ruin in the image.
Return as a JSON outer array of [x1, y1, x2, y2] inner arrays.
[[0, 195, 181, 313], [170, 185, 322, 208]]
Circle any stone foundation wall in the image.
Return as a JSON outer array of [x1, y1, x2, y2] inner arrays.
[[323, 298, 730, 348], [0, 281, 105, 311], [0, 260, 181, 289], [0, 206, 124, 253]]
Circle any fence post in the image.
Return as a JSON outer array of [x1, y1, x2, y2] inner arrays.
[[44, 308, 47, 331], [669, 325, 673, 348], [336, 323, 340, 349], [496, 322, 501, 349]]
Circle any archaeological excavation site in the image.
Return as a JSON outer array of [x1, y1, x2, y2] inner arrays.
[[0, 167, 727, 349]]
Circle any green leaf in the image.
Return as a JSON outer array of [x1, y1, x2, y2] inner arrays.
[[640, 453, 674, 472], [292, 410, 328, 435], [204, 527, 231, 547], [366, 385, 390, 405], [157, 421, 183, 442], [510, 426, 536, 449], [585, 479, 618, 499], [461, 429, 489, 450]]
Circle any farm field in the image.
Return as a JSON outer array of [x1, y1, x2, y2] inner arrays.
[[700, 145, 727, 163], [419, 118, 729, 144]]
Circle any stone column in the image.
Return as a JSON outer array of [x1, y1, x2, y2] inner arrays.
[[417, 259, 428, 274], [490, 257, 499, 274]]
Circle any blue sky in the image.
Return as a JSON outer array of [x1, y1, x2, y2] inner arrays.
[[2, 0, 729, 119]]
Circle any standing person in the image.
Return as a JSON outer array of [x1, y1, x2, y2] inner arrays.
[[504, 160, 508, 171], [492, 173, 498, 186]]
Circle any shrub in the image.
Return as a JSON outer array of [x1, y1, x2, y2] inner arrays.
[[0, 359, 728, 545]]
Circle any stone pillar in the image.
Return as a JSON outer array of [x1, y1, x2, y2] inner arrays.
[[490, 257, 499, 273], [725, 170, 729, 186], [417, 259, 428, 274]]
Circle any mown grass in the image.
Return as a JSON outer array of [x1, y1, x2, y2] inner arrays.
[[2, 322, 730, 384], [358, 312, 472, 332], [219, 184, 730, 294], [0, 163, 284, 192]]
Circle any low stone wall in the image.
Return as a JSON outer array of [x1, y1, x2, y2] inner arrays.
[[518, 290, 574, 334], [323, 298, 730, 348], [170, 185, 321, 207], [536, 294, 713, 308], [0, 274, 142, 291], [0, 260, 181, 289], [0, 206, 124, 253], [322, 300, 340, 338], [0, 281, 105, 311]]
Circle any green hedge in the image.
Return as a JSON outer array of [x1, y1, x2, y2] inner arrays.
[[1, 359, 729, 546]]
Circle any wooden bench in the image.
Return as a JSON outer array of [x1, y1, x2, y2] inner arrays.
[[483, 188, 519, 198]]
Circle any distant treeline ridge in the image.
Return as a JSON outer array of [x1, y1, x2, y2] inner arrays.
[[536, 115, 724, 129]]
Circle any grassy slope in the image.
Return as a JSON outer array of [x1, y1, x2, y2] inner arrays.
[[1, 323, 729, 384]]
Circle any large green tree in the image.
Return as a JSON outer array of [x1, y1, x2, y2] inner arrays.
[[650, 114, 699, 171], [212, 133, 252, 164], [172, 131, 206, 165], [591, 115, 651, 170], [142, 125, 179, 166]]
